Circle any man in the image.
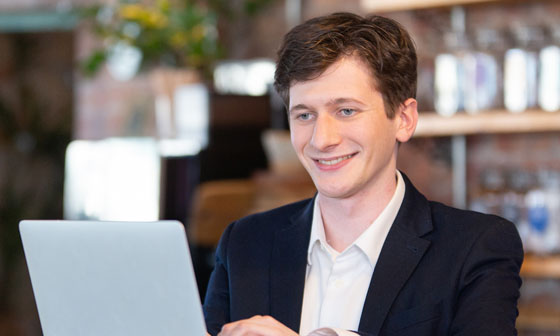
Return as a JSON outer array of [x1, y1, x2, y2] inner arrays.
[[203, 12, 523, 336]]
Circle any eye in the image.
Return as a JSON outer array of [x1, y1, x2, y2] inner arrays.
[[340, 108, 356, 117], [297, 113, 313, 121]]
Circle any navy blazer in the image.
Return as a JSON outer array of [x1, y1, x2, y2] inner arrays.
[[203, 174, 523, 335]]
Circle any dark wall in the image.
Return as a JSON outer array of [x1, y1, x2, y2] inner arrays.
[[0, 31, 73, 335]]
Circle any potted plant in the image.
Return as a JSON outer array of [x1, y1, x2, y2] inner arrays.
[[80, 0, 274, 80], [79, 0, 274, 155], [80, 0, 225, 80]]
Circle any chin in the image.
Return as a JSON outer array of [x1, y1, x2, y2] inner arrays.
[[316, 185, 356, 199]]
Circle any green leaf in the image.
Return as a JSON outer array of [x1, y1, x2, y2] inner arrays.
[[80, 50, 107, 77]]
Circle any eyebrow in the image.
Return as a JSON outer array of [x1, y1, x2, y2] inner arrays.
[[289, 97, 366, 115], [288, 104, 310, 115], [326, 97, 366, 107]]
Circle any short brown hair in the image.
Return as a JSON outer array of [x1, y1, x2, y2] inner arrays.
[[274, 12, 417, 118]]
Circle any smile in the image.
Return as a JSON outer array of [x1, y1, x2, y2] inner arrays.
[[315, 153, 357, 166]]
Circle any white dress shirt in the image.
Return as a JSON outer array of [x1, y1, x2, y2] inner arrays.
[[299, 171, 406, 336]]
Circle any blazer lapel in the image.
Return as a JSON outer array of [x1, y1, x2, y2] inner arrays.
[[358, 175, 433, 334], [270, 198, 314, 332]]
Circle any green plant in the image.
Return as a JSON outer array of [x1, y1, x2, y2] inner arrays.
[[80, 0, 275, 78]]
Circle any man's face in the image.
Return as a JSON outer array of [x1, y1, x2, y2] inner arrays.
[[288, 56, 403, 200]]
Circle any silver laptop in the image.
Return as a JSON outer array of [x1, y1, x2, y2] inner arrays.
[[19, 220, 207, 336]]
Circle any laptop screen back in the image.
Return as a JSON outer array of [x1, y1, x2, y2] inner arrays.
[[20, 220, 207, 336]]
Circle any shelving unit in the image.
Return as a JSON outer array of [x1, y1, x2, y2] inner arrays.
[[361, 0, 512, 12], [518, 254, 560, 332], [521, 254, 560, 279], [418, 110, 560, 279], [517, 306, 560, 332], [363, 1, 560, 332], [415, 110, 560, 138]]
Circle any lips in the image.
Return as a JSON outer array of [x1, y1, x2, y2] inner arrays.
[[313, 152, 357, 169]]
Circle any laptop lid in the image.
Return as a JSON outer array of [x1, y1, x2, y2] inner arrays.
[[19, 220, 207, 336]]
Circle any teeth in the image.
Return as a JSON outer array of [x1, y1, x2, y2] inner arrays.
[[318, 154, 353, 165]]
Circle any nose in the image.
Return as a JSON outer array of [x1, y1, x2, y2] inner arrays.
[[310, 114, 341, 151]]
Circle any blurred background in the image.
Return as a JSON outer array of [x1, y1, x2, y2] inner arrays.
[[1, 0, 560, 335]]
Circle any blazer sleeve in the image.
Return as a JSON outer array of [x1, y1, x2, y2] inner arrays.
[[203, 222, 234, 336], [451, 218, 524, 335]]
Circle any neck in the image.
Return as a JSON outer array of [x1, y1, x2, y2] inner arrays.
[[319, 169, 398, 252]]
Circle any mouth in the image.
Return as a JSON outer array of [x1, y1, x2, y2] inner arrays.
[[313, 153, 358, 167]]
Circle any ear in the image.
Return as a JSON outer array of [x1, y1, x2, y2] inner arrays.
[[395, 98, 418, 143]]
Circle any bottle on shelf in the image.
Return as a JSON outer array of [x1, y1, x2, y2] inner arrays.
[[504, 26, 543, 113], [538, 24, 560, 112], [470, 168, 560, 255], [434, 32, 467, 117], [504, 170, 533, 245], [434, 8, 469, 117], [463, 29, 504, 114], [524, 170, 560, 254], [469, 168, 506, 218]]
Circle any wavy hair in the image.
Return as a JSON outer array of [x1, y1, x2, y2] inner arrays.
[[274, 12, 417, 118]]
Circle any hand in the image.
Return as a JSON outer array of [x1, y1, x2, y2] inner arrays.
[[218, 315, 298, 336]]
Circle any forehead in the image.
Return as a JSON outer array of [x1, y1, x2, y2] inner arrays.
[[288, 56, 380, 107]]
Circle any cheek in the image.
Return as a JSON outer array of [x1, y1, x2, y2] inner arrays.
[[344, 128, 371, 147], [290, 126, 308, 152]]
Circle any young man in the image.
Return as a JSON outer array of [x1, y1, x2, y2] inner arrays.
[[203, 13, 523, 336]]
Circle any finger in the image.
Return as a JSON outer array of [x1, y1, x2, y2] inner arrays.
[[247, 315, 288, 329], [219, 321, 271, 336], [218, 316, 297, 336]]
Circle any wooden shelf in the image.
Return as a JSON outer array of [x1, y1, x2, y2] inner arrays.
[[518, 305, 560, 331], [518, 256, 560, 331], [414, 109, 560, 137], [521, 254, 560, 279], [360, 0, 510, 12]]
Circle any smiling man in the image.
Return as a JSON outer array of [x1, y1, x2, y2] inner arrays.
[[203, 13, 523, 336]]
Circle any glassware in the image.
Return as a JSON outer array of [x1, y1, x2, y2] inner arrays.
[[463, 29, 504, 114], [504, 26, 543, 113], [538, 25, 560, 112], [525, 170, 560, 254], [434, 8, 469, 117]]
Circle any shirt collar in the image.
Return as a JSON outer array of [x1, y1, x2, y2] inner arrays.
[[307, 170, 406, 267], [307, 195, 330, 265]]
